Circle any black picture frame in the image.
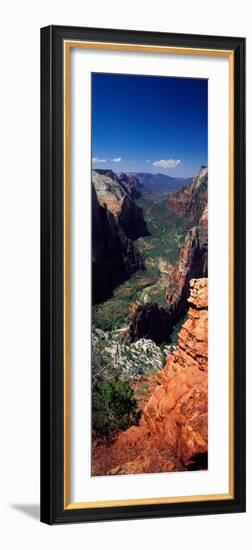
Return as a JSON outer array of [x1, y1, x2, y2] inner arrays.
[[41, 25, 246, 525]]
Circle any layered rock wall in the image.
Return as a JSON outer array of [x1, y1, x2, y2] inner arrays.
[[92, 184, 145, 304], [166, 212, 208, 316], [168, 165, 208, 223], [92, 169, 149, 240], [93, 279, 208, 475]]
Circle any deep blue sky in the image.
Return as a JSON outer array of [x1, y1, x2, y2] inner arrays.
[[91, 73, 208, 178]]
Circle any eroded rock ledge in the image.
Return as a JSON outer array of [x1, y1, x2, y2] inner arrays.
[[92, 279, 208, 475]]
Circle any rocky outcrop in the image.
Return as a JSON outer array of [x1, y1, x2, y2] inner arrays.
[[127, 218, 207, 343], [166, 210, 208, 317], [167, 278, 208, 372], [127, 301, 173, 344], [92, 169, 125, 214], [92, 279, 208, 475], [118, 172, 143, 199], [118, 194, 150, 241], [199, 204, 208, 227], [92, 327, 174, 384], [127, 182, 208, 343], [168, 166, 208, 223], [92, 170, 149, 240], [92, 184, 145, 304]]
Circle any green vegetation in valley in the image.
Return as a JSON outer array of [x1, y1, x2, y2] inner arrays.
[[137, 198, 191, 264], [93, 198, 192, 332]]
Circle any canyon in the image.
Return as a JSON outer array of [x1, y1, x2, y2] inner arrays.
[[127, 168, 208, 342], [92, 166, 208, 476], [128, 171, 191, 199]]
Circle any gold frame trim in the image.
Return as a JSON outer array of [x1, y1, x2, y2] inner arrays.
[[63, 40, 235, 510]]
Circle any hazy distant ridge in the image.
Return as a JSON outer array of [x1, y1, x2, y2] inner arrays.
[[125, 172, 192, 195]]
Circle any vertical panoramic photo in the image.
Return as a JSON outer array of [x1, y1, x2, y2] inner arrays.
[[91, 73, 208, 476]]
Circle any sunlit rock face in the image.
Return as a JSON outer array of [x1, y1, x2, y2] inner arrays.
[[92, 169, 149, 240], [168, 165, 208, 223], [92, 183, 145, 304], [118, 172, 143, 199], [166, 209, 208, 316], [92, 279, 208, 476], [92, 169, 150, 303]]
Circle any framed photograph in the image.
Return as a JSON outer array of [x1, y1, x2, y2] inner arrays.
[[41, 25, 246, 524]]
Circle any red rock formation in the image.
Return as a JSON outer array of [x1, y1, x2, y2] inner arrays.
[[166, 204, 208, 316], [168, 166, 208, 223], [92, 279, 208, 475], [127, 192, 208, 344], [199, 205, 208, 227], [127, 301, 174, 344]]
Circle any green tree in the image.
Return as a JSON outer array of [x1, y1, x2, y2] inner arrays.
[[92, 379, 141, 436]]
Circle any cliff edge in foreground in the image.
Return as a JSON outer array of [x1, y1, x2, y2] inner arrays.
[[92, 278, 208, 475]]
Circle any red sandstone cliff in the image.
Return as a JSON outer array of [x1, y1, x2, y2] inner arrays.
[[127, 174, 208, 344], [92, 278, 208, 475], [127, 206, 208, 343], [168, 166, 208, 223], [166, 206, 208, 314]]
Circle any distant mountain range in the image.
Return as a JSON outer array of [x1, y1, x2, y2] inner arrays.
[[125, 172, 193, 197], [95, 169, 193, 199], [92, 167, 207, 305]]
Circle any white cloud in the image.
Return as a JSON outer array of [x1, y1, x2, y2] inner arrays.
[[92, 157, 107, 163], [153, 158, 181, 168], [146, 159, 151, 163], [112, 157, 122, 162]]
